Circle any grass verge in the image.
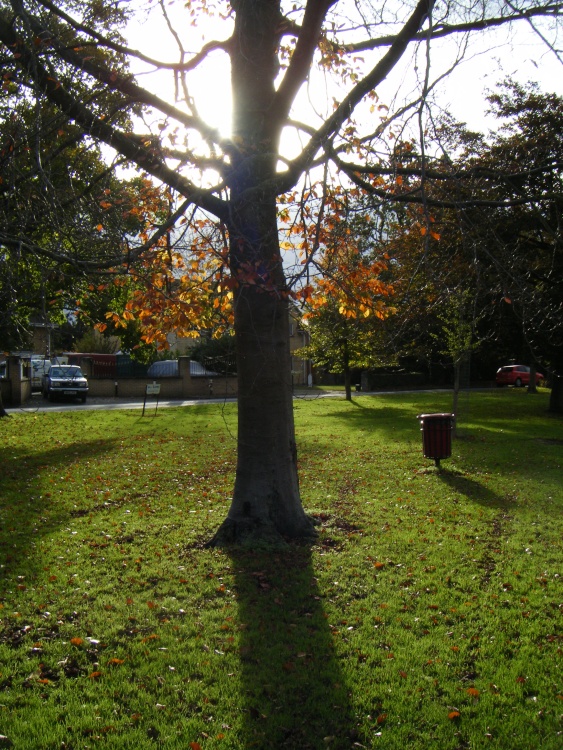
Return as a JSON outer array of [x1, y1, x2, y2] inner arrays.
[[0, 389, 561, 749]]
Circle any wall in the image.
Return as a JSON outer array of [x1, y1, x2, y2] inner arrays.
[[80, 356, 237, 399], [1, 356, 32, 405]]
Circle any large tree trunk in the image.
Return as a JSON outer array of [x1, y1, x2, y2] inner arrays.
[[343, 339, 352, 402], [0, 388, 8, 418], [548, 375, 563, 414], [527, 362, 538, 394], [209, 0, 316, 545]]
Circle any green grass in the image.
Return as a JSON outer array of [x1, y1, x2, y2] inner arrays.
[[0, 389, 561, 749]]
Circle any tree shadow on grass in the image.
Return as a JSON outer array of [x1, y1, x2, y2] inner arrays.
[[228, 545, 356, 749], [437, 469, 516, 510], [0, 439, 119, 583]]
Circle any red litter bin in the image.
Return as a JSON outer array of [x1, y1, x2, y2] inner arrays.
[[417, 413, 455, 468]]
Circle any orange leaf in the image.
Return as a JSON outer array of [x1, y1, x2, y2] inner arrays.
[[466, 687, 479, 697], [189, 744, 202, 750], [147, 601, 156, 609], [376, 714, 387, 725], [89, 671, 102, 680], [70, 637, 84, 647], [448, 711, 460, 720], [108, 658, 125, 666]]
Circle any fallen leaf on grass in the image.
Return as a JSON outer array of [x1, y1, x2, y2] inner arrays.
[[70, 637, 84, 647], [88, 671, 102, 680], [448, 711, 460, 720], [107, 658, 124, 666]]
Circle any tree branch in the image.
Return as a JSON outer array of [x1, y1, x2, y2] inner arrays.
[[275, 0, 435, 193], [342, 4, 563, 53], [0, 14, 230, 221], [272, 0, 336, 123]]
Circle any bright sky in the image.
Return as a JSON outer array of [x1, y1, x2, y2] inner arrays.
[[125, 5, 562, 155]]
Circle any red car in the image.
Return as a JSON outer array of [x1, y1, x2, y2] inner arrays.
[[496, 365, 544, 387]]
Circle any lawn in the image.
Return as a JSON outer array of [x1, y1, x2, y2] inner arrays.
[[0, 390, 561, 749]]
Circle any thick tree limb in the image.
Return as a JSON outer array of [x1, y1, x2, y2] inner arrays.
[[0, 14, 229, 221], [343, 3, 563, 52], [272, 0, 336, 124], [274, 0, 436, 193]]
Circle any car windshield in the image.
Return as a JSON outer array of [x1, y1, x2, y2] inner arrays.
[[50, 366, 84, 378]]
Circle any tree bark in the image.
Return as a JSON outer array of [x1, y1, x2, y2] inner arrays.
[[209, 0, 316, 545], [0, 388, 8, 418], [343, 338, 352, 401], [527, 362, 538, 394], [452, 359, 460, 438], [548, 375, 563, 414]]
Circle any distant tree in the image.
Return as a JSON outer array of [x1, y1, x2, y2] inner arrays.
[[296, 195, 395, 400], [73, 328, 120, 354], [190, 334, 237, 377]]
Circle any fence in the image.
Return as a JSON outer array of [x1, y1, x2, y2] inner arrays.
[[0, 355, 237, 404]]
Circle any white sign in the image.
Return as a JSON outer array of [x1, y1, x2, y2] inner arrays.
[[146, 382, 161, 395]]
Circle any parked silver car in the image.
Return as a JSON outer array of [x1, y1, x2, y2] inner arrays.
[[42, 365, 89, 402]]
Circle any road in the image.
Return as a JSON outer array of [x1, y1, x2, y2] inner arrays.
[[5, 388, 462, 414]]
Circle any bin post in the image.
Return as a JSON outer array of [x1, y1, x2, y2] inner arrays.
[[416, 413, 455, 468]]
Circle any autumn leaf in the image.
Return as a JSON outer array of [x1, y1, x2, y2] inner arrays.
[[88, 671, 102, 680], [70, 637, 84, 647], [107, 658, 125, 666], [466, 687, 479, 698], [448, 711, 461, 720], [189, 743, 202, 750]]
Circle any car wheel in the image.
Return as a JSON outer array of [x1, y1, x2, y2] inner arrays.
[[515, 378, 522, 387]]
